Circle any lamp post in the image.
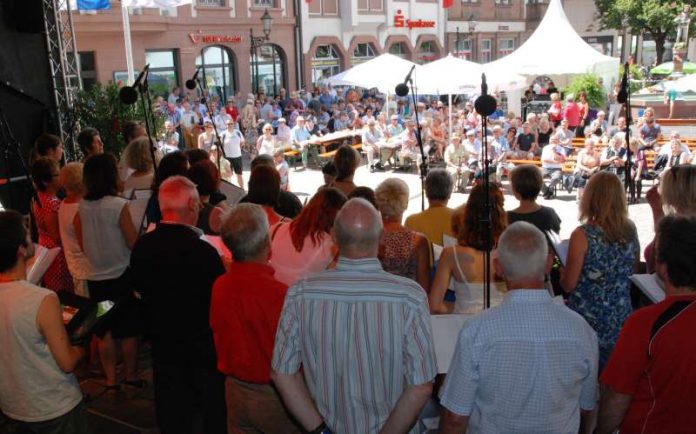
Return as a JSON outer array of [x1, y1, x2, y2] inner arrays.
[[250, 8, 273, 95], [466, 14, 477, 60]]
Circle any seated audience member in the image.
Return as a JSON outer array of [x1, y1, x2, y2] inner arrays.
[[243, 165, 286, 226], [597, 216, 696, 434], [568, 137, 601, 201], [271, 198, 437, 434], [244, 155, 303, 219], [508, 164, 561, 234], [31, 157, 74, 292], [76, 127, 104, 160], [274, 149, 290, 191], [348, 186, 377, 207], [363, 118, 384, 172], [130, 176, 226, 434], [561, 172, 639, 369], [439, 222, 598, 434], [331, 145, 361, 196], [600, 133, 628, 178], [0, 210, 88, 434], [145, 151, 190, 224], [75, 153, 141, 389], [58, 163, 91, 296], [270, 188, 346, 286], [122, 136, 159, 192], [405, 169, 455, 255], [540, 135, 566, 198], [429, 183, 507, 314], [32, 133, 64, 164], [375, 179, 430, 291], [211, 203, 302, 433], [187, 160, 226, 235], [444, 133, 471, 192]]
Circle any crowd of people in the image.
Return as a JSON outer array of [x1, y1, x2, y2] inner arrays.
[[2, 81, 696, 434]]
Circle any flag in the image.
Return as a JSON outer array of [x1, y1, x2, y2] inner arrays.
[[76, 0, 111, 9], [121, 0, 193, 6], [443, 0, 453, 8]]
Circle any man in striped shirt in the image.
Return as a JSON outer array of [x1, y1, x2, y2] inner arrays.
[[271, 198, 437, 434]]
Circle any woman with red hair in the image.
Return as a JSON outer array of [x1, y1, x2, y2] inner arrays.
[[269, 187, 347, 286]]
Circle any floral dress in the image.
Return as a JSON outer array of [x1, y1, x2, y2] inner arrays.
[[33, 191, 74, 292], [567, 224, 638, 369]]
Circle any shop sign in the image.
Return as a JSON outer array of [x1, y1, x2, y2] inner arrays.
[[311, 59, 340, 67], [394, 10, 436, 29], [189, 31, 242, 44]]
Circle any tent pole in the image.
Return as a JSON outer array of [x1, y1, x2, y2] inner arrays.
[[448, 93, 453, 143], [121, 5, 135, 84]]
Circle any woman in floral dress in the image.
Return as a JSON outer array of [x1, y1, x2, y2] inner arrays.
[[31, 157, 74, 292]]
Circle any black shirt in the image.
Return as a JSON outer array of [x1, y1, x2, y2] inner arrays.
[[507, 206, 561, 235], [130, 223, 225, 367], [518, 133, 536, 152]]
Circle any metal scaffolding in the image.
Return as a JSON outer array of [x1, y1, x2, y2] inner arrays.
[[42, 0, 81, 159]]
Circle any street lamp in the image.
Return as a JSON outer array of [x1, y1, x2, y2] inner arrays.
[[250, 8, 273, 95], [466, 14, 477, 60]]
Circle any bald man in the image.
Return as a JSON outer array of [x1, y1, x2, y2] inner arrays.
[[271, 198, 437, 434], [130, 176, 227, 434]]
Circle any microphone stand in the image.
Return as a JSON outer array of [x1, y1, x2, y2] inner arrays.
[[407, 79, 428, 211], [621, 68, 632, 206], [0, 108, 41, 211], [191, 79, 228, 172], [133, 69, 159, 179]]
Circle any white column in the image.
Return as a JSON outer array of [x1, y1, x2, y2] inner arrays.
[[121, 5, 135, 83]]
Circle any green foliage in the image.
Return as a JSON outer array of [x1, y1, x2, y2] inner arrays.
[[619, 63, 644, 93], [71, 82, 164, 158], [564, 74, 607, 109]]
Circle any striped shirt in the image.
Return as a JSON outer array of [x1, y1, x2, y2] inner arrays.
[[272, 257, 437, 434], [440, 290, 598, 434]]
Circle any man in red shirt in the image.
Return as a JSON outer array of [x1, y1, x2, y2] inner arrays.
[[210, 203, 301, 433], [597, 215, 696, 434], [563, 95, 581, 133]]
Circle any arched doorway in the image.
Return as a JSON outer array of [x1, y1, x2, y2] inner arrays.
[[250, 44, 285, 97], [311, 44, 342, 87], [196, 45, 236, 101]]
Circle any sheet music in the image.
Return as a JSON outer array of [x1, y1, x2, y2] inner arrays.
[[546, 230, 569, 266], [219, 180, 246, 206], [430, 314, 475, 373], [129, 189, 152, 233], [433, 244, 444, 262], [443, 234, 457, 248], [630, 274, 666, 304], [26, 244, 61, 285]]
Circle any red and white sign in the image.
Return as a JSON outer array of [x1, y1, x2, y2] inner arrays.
[[394, 10, 436, 29], [189, 31, 242, 44]]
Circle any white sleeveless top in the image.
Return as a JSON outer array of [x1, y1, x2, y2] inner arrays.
[[258, 136, 276, 156], [0, 281, 82, 422], [79, 196, 131, 281], [451, 247, 505, 314]]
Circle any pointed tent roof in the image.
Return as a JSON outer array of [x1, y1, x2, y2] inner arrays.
[[325, 53, 419, 94], [486, 0, 619, 83]]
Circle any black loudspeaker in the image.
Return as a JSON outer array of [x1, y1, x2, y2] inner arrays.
[[4, 0, 45, 34]]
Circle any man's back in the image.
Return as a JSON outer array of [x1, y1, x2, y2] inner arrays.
[[405, 206, 454, 248], [272, 257, 437, 433], [441, 291, 598, 434]]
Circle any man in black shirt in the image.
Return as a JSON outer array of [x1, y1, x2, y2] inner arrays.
[[516, 123, 539, 158], [130, 176, 226, 434]]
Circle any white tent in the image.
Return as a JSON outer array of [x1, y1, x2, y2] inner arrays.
[[666, 73, 696, 93], [418, 54, 526, 95], [326, 53, 419, 94], [485, 0, 619, 88]]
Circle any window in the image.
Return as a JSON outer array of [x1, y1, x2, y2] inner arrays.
[[388, 42, 408, 58], [352, 43, 376, 65], [198, 0, 225, 6], [461, 0, 478, 3], [499, 38, 515, 56], [251, 44, 285, 96], [480, 39, 491, 62], [78, 51, 97, 90], [495, 0, 511, 4], [417, 41, 437, 64], [312, 44, 342, 86], [146, 50, 179, 97], [196, 46, 236, 101], [254, 0, 275, 6], [455, 39, 472, 59]]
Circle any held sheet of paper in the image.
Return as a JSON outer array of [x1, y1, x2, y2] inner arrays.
[[430, 314, 475, 374]]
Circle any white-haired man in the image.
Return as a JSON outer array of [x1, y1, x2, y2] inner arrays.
[[130, 176, 227, 434], [272, 199, 437, 434], [439, 222, 598, 434], [291, 116, 315, 169]]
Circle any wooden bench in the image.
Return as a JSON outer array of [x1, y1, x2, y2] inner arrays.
[[318, 143, 363, 160], [508, 159, 541, 167]]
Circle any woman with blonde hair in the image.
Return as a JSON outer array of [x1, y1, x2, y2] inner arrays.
[[123, 136, 159, 191], [644, 164, 696, 272], [256, 123, 276, 156], [58, 162, 91, 296], [375, 178, 430, 291], [561, 171, 638, 369], [429, 183, 507, 314]]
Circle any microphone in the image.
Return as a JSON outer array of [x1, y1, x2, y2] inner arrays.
[[474, 73, 497, 117], [617, 62, 629, 104], [185, 67, 201, 90], [395, 65, 416, 97], [119, 64, 150, 105]]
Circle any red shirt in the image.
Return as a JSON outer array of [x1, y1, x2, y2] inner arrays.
[[210, 262, 288, 384], [225, 106, 239, 123], [563, 102, 580, 127], [601, 295, 696, 433]]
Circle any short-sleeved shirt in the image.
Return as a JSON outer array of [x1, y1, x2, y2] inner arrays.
[[272, 257, 437, 434], [517, 133, 536, 152], [440, 290, 598, 434], [221, 128, 244, 159], [600, 295, 696, 433], [507, 206, 561, 235], [640, 122, 661, 143]]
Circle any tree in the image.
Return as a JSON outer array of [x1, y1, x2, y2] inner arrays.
[[594, 0, 696, 65], [565, 73, 606, 110]]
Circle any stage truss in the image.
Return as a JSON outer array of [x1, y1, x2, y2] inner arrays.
[[42, 0, 81, 159]]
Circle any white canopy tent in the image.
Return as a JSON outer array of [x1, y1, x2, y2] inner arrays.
[[666, 73, 696, 93]]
